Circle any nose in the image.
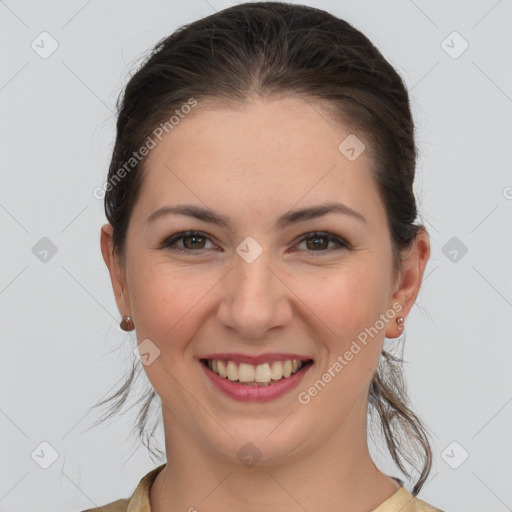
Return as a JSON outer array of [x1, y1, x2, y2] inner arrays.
[[216, 249, 293, 340]]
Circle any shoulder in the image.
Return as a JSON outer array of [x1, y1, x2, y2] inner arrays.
[[79, 498, 129, 512], [77, 463, 166, 512], [410, 493, 446, 512], [375, 487, 445, 512]]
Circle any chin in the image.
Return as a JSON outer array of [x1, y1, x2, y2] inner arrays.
[[203, 416, 309, 468]]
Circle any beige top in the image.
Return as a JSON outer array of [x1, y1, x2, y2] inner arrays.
[[81, 464, 444, 512]]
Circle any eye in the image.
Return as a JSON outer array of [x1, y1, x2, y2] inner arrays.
[[159, 230, 217, 253], [159, 230, 350, 255], [294, 231, 350, 254]]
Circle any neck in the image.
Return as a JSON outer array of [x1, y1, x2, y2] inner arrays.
[[149, 396, 400, 512]]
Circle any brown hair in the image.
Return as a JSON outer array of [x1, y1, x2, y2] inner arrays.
[[92, 1, 433, 495]]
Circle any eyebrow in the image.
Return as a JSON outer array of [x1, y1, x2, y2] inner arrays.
[[145, 202, 367, 229]]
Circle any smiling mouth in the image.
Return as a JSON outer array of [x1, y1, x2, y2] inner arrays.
[[200, 358, 314, 386]]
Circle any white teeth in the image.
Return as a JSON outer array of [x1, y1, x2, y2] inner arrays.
[[206, 358, 307, 383], [255, 363, 272, 383], [282, 360, 292, 378], [270, 361, 283, 380], [226, 361, 238, 381], [217, 360, 227, 378], [238, 362, 255, 382]]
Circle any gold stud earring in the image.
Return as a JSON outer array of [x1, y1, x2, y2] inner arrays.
[[396, 316, 404, 330], [120, 315, 135, 331]]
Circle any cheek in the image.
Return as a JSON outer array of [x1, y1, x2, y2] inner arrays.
[[126, 263, 215, 399], [291, 259, 391, 399], [127, 259, 217, 351], [291, 259, 390, 342]]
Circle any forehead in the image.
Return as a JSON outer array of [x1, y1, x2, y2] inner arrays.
[[148, 96, 363, 167], [134, 96, 383, 226]]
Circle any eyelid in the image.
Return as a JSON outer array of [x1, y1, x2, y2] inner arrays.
[[159, 230, 351, 254], [292, 231, 350, 252], [158, 230, 218, 252]]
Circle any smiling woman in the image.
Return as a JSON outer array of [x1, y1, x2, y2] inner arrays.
[[84, 2, 444, 511]]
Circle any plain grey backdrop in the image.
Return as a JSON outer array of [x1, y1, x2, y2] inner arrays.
[[1, 1, 511, 511]]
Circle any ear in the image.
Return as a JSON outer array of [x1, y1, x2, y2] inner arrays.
[[100, 223, 131, 318], [385, 226, 430, 338]]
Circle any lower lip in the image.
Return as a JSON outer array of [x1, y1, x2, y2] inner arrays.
[[200, 360, 313, 402]]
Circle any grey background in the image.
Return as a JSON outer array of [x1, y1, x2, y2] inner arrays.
[[1, 1, 511, 511]]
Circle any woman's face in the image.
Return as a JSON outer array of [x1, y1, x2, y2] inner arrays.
[[102, 96, 429, 466]]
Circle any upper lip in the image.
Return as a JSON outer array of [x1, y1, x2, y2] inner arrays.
[[199, 352, 313, 365]]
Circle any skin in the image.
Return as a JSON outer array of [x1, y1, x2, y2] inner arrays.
[[101, 95, 430, 512]]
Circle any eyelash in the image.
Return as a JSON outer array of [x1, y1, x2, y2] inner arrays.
[[159, 230, 351, 255]]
